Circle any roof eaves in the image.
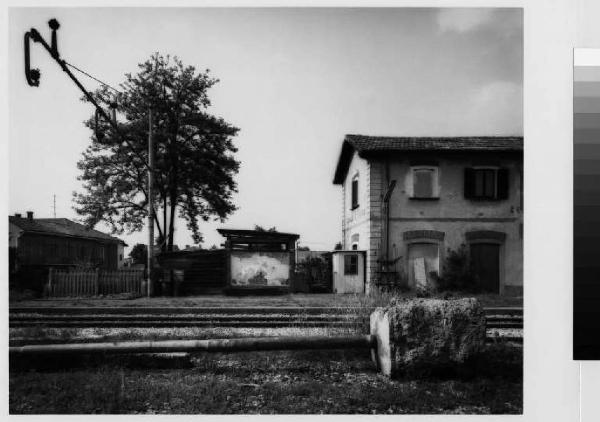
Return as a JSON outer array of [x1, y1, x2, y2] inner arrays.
[[332, 140, 357, 185]]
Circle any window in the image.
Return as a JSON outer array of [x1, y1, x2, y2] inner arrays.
[[351, 175, 359, 210], [410, 166, 439, 199], [344, 254, 358, 275], [464, 168, 509, 200]]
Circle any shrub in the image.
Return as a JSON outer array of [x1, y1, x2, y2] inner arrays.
[[437, 244, 480, 293]]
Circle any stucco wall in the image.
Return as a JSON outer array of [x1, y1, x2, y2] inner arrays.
[[342, 151, 373, 288], [230, 251, 291, 287], [366, 152, 523, 295]]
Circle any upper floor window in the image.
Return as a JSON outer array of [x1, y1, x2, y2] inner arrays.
[[351, 174, 359, 210], [464, 167, 509, 200], [410, 166, 439, 199]]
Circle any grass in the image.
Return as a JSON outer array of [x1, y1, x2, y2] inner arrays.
[[9, 291, 522, 414], [9, 346, 522, 414], [10, 292, 522, 308]]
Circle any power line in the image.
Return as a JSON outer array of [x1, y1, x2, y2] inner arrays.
[[64, 60, 121, 94]]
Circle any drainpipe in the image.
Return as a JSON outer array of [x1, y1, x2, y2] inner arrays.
[[385, 161, 390, 265], [10, 335, 376, 356], [381, 160, 396, 271]]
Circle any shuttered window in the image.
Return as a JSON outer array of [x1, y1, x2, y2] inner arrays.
[[410, 167, 438, 199], [464, 168, 509, 200]]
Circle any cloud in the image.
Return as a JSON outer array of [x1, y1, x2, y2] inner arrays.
[[466, 81, 523, 135], [436, 9, 495, 33]]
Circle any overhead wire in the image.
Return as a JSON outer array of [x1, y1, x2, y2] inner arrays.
[[63, 60, 121, 94]]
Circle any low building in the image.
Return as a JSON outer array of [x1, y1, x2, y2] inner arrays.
[[333, 135, 523, 295], [219, 229, 300, 294], [157, 228, 300, 295], [9, 212, 127, 290]]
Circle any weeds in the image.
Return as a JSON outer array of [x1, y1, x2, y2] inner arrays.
[[9, 347, 522, 414]]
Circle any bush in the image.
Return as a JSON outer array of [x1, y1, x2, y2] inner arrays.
[[437, 244, 480, 293], [294, 256, 332, 293]]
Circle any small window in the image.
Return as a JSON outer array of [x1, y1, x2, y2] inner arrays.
[[351, 176, 359, 210], [344, 254, 358, 275], [464, 168, 509, 200], [410, 166, 439, 199]]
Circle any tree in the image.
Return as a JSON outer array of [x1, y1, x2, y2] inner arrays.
[[297, 246, 310, 251], [254, 225, 278, 232], [129, 243, 148, 265], [334, 242, 343, 251], [73, 53, 240, 251]]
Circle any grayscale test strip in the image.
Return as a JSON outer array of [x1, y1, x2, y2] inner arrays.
[[574, 49, 600, 359]]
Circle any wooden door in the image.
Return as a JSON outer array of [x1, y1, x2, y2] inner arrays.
[[470, 243, 500, 293]]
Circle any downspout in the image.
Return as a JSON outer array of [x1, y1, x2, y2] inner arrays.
[[381, 160, 396, 272], [385, 160, 390, 265]]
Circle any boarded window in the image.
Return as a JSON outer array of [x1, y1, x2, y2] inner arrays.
[[344, 254, 358, 275], [407, 243, 439, 287], [412, 168, 437, 198], [351, 178, 359, 209]]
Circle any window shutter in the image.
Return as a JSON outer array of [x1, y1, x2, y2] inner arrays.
[[414, 169, 433, 198], [464, 168, 475, 198], [497, 168, 509, 199]]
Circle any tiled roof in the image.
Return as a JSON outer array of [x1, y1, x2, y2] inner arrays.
[[344, 134, 523, 153], [9, 217, 125, 244], [333, 134, 523, 184]]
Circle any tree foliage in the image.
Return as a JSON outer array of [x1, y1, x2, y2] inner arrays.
[[73, 53, 240, 251], [254, 225, 278, 232], [129, 243, 147, 265]]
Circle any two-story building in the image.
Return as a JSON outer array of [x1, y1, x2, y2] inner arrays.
[[333, 135, 523, 295]]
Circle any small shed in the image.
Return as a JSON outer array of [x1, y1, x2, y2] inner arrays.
[[332, 250, 366, 294], [217, 229, 300, 294]]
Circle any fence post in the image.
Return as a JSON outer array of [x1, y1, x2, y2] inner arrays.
[[47, 267, 53, 297]]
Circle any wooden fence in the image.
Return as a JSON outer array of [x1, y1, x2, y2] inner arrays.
[[47, 268, 144, 297]]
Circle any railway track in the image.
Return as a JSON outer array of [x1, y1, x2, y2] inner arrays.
[[9, 306, 523, 331]]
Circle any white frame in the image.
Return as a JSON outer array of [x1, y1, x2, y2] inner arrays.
[[409, 165, 439, 198]]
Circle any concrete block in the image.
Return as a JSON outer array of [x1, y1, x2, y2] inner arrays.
[[370, 298, 486, 378]]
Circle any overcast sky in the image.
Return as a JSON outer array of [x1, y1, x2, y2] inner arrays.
[[9, 7, 523, 253]]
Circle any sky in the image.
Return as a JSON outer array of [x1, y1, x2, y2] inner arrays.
[[8, 7, 523, 254]]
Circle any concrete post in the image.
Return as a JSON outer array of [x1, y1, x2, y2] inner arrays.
[[369, 298, 487, 378]]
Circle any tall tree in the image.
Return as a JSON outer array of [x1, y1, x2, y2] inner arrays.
[[73, 53, 240, 251]]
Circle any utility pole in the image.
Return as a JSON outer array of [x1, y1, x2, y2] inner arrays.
[[53, 194, 56, 218], [24, 19, 159, 297], [147, 109, 154, 297]]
